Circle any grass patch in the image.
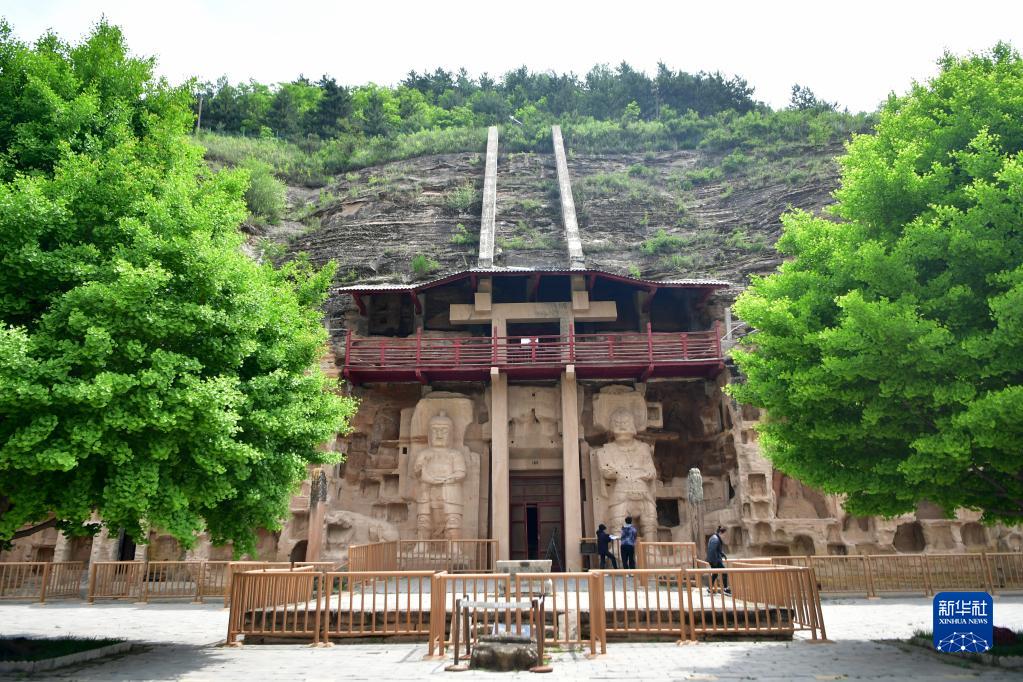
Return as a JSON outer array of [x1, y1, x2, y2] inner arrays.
[[725, 227, 768, 252], [913, 629, 1023, 658], [241, 159, 286, 224], [663, 253, 699, 272], [681, 166, 723, 188], [575, 171, 660, 204], [410, 253, 441, 278], [506, 197, 544, 214], [626, 163, 656, 179], [641, 228, 690, 255], [498, 220, 553, 251], [442, 181, 482, 214], [450, 223, 479, 246], [0, 637, 123, 662], [199, 132, 328, 186]]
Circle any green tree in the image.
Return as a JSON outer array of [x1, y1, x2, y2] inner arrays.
[[305, 75, 351, 138], [0, 21, 356, 553], [352, 84, 400, 137], [788, 84, 837, 112], [730, 44, 1023, 523]]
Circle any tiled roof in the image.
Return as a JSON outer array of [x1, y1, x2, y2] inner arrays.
[[332, 267, 731, 295]]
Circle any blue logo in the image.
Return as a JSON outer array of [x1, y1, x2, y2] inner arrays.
[[933, 591, 993, 654]]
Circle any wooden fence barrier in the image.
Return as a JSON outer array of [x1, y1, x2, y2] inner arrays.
[[349, 540, 497, 573], [142, 561, 206, 602], [428, 572, 511, 657], [88, 561, 147, 602], [225, 565, 826, 649], [222, 561, 336, 606], [514, 572, 602, 654], [926, 553, 992, 593], [599, 568, 687, 639], [987, 552, 1023, 591], [638, 542, 698, 569], [348, 541, 398, 573], [448, 597, 541, 668], [46, 561, 87, 599], [226, 568, 323, 645], [685, 565, 826, 641], [0, 562, 86, 602], [765, 552, 1023, 597], [322, 570, 433, 638], [78, 560, 335, 604]]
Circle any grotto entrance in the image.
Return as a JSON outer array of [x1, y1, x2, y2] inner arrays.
[[509, 473, 565, 570]]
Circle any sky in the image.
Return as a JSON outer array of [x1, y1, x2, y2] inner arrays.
[[2, 0, 1022, 112]]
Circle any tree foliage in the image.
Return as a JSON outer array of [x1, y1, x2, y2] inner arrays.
[[0, 21, 357, 552], [195, 61, 768, 140], [730, 44, 1023, 523]]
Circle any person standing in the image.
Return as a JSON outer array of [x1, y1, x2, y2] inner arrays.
[[707, 526, 730, 595], [596, 523, 618, 569], [619, 516, 638, 570]]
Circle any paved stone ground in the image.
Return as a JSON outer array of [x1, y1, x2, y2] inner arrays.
[[2, 597, 1022, 680]]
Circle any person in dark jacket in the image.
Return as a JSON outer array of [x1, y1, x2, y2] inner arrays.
[[706, 526, 730, 595], [619, 516, 639, 570], [596, 523, 618, 569]]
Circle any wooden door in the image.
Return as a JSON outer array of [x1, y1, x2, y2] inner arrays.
[[509, 474, 564, 570]]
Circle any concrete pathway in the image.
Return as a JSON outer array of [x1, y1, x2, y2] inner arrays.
[[2, 597, 1021, 680]]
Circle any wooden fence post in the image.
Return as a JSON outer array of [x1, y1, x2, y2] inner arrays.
[[87, 562, 97, 604], [864, 555, 877, 599], [194, 561, 205, 603], [139, 561, 150, 603], [982, 552, 996, 595], [39, 562, 51, 604]]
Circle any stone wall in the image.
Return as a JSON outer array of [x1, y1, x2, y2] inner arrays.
[[6, 372, 1022, 564]]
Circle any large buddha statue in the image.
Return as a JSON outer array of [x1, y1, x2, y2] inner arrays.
[[413, 411, 468, 540], [594, 408, 659, 540]]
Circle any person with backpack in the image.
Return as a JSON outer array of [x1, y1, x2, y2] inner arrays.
[[620, 516, 638, 570], [707, 526, 730, 595]]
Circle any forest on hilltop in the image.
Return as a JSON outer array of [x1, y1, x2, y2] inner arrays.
[[196, 63, 874, 187]]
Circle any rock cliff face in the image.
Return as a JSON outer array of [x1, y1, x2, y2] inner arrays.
[[278, 143, 844, 288]]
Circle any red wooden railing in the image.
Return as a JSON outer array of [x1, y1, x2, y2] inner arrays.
[[343, 323, 723, 382]]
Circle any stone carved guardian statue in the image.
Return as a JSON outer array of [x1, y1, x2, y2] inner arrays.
[[687, 467, 705, 551], [595, 408, 659, 540], [413, 411, 468, 540]]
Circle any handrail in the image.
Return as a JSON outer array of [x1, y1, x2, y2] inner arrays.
[[344, 328, 724, 375]]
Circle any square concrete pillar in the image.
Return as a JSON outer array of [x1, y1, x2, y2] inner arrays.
[[490, 368, 510, 560], [560, 367, 583, 571]]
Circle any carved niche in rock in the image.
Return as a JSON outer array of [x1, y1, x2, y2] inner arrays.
[[775, 475, 831, 519], [592, 385, 648, 434], [400, 392, 481, 540], [508, 386, 562, 458], [322, 509, 400, 563], [591, 402, 658, 541]]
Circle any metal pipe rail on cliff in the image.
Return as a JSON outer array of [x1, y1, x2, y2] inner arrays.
[[343, 323, 724, 384]]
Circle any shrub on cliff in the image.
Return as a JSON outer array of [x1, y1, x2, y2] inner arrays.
[[731, 44, 1023, 523], [0, 21, 357, 553]]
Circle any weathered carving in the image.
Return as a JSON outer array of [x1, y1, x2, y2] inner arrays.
[[687, 468, 704, 504], [594, 408, 658, 539], [413, 411, 469, 539], [687, 467, 706, 551]]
